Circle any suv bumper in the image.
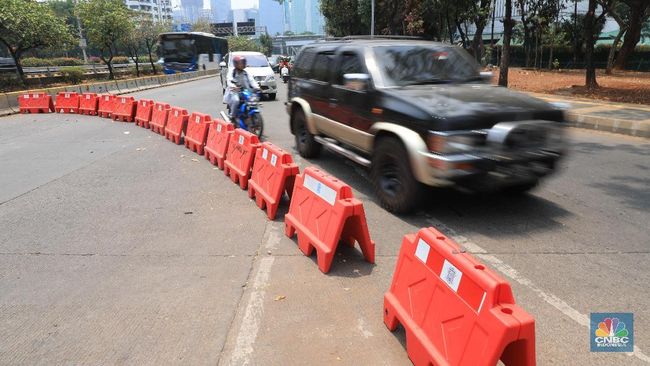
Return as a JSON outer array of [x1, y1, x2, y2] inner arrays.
[[418, 149, 562, 189], [258, 80, 277, 94]]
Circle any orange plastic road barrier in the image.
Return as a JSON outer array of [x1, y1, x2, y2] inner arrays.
[[164, 107, 189, 144], [384, 227, 536, 366], [18, 92, 54, 113], [149, 102, 170, 135], [134, 99, 154, 128], [223, 128, 260, 189], [111, 96, 136, 122], [248, 142, 299, 220], [97, 94, 115, 118], [284, 167, 375, 273], [78, 93, 99, 115], [55, 92, 80, 114], [204, 119, 234, 169], [184, 112, 212, 155]]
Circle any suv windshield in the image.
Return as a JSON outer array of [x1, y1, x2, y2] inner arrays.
[[239, 54, 269, 68], [373, 45, 480, 87]]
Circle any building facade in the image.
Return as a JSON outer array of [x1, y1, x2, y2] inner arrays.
[[122, 0, 173, 21]]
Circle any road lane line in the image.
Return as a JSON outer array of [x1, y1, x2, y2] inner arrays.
[[226, 222, 281, 366], [424, 215, 650, 363]]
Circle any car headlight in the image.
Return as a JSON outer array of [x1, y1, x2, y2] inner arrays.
[[426, 132, 484, 154], [265, 75, 275, 82]]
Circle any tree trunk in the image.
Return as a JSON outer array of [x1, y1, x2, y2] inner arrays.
[[499, 0, 513, 87], [548, 44, 554, 70], [148, 47, 157, 75], [606, 27, 626, 74], [613, 1, 646, 70], [456, 20, 468, 48], [471, 0, 491, 63], [584, 0, 598, 88], [8, 48, 26, 85]]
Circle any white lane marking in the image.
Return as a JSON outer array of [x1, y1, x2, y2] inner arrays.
[[424, 215, 650, 363], [356, 318, 374, 339], [227, 222, 280, 366]]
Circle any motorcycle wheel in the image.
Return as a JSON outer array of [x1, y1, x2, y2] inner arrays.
[[248, 113, 264, 138]]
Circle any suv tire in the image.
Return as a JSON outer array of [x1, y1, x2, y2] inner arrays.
[[293, 109, 321, 158], [371, 137, 423, 214]]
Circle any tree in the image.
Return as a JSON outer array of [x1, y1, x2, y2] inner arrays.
[[605, 1, 629, 74], [139, 19, 171, 75], [320, 0, 369, 37], [613, 0, 650, 69], [227, 36, 263, 52], [0, 0, 73, 84], [125, 18, 144, 77], [259, 33, 273, 56], [583, 0, 612, 88], [470, 0, 492, 62], [76, 0, 133, 80], [499, 0, 514, 87], [192, 16, 213, 34]]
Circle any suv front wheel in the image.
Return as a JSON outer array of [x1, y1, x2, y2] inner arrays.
[[371, 137, 423, 214], [292, 109, 321, 158]]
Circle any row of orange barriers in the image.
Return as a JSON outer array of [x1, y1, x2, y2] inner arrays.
[[16, 91, 537, 366]]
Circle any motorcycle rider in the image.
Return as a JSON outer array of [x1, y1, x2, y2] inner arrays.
[[280, 63, 289, 83], [223, 55, 259, 121]]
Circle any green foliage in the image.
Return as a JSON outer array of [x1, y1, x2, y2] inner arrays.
[[227, 36, 263, 52], [259, 33, 273, 56], [60, 66, 85, 84], [21, 57, 54, 67], [320, 0, 369, 37], [23, 57, 84, 67], [192, 17, 213, 33], [0, 0, 73, 78], [112, 56, 129, 64], [76, 0, 133, 79]]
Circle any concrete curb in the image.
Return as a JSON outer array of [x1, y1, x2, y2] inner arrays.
[[529, 92, 650, 139], [0, 70, 217, 117]]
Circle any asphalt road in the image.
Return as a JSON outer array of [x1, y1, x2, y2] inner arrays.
[[0, 77, 648, 365]]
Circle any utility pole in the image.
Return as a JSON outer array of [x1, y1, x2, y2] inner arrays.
[[371, 0, 375, 36], [74, 0, 88, 63]]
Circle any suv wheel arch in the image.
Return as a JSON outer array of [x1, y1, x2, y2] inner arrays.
[[289, 98, 318, 135], [370, 122, 429, 184]]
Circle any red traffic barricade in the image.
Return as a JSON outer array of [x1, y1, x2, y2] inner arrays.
[[248, 142, 299, 220], [97, 94, 115, 118], [150, 102, 170, 135], [112, 96, 136, 122], [284, 167, 375, 273], [164, 107, 189, 144], [18, 92, 54, 113], [384, 227, 536, 366], [223, 128, 260, 189], [78, 93, 99, 115], [55, 92, 80, 114], [204, 119, 234, 169], [184, 112, 212, 155], [134, 99, 154, 128]]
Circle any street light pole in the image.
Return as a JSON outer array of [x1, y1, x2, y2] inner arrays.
[[370, 0, 375, 36]]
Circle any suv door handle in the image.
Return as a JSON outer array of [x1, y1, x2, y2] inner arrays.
[[329, 98, 337, 105]]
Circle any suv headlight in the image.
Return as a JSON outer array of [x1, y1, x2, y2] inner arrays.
[[426, 131, 485, 154]]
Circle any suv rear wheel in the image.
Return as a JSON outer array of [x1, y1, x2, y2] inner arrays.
[[293, 109, 321, 158], [371, 137, 423, 214]]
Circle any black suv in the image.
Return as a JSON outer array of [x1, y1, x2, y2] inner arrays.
[[286, 38, 567, 213]]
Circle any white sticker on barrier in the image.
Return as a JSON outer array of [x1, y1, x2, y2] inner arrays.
[[105, 96, 110, 101], [217, 123, 222, 132], [121, 98, 126, 104], [33, 93, 39, 98], [195, 115, 200, 123], [65, 93, 70, 98], [86, 95, 91, 99], [270, 154, 278, 167], [303, 174, 336, 205], [158, 105, 163, 111], [238, 135, 244, 145], [24, 95, 29, 99], [440, 259, 463, 292], [262, 148, 268, 160], [415, 239, 430, 263], [175, 110, 179, 117]]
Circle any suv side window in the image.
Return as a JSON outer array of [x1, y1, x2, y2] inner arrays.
[[294, 48, 317, 79], [335, 53, 364, 86], [311, 52, 333, 82]]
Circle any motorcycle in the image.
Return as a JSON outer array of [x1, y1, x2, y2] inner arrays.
[[222, 88, 264, 138]]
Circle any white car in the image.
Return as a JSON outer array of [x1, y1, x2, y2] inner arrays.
[[219, 51, 278, 100]]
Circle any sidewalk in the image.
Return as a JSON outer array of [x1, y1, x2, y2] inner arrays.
[[530, 92, 650, 138]]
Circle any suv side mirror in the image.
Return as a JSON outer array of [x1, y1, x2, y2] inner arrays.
[[219, 61, 227, 68], [343, 73, 370, 92]]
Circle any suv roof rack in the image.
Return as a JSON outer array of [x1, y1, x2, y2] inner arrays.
[[323, 35, 425, 42]]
